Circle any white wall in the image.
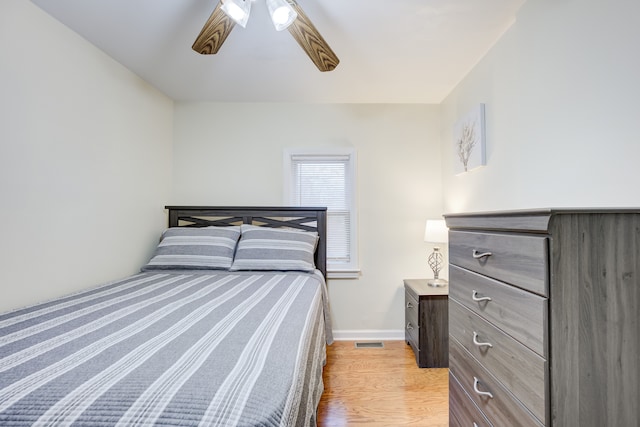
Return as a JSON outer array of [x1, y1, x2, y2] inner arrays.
[[0, 1, 174, 312], [172, 103, 443, 336], [441, 0, 640, 212]]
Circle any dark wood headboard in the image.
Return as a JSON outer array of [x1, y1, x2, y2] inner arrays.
[[164, 206, 328, 279]]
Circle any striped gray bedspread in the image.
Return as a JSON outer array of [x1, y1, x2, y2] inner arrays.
[[0, 270, 331, 426]]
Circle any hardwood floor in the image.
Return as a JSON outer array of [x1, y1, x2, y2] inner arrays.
[[317, 340, 449, 426]]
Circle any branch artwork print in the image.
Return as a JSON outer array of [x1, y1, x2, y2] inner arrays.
[[452, 104, 486, 174], [457, 120, 477, 172]]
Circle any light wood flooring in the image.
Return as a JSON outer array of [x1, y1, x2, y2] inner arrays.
[[317, 340, 449, 426]]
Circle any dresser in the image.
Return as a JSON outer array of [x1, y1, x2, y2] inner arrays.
[[444, 209, 639, 427], [403, 279, 449, 368]]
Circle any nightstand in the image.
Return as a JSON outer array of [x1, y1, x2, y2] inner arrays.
[[404, 279, 449, 368]]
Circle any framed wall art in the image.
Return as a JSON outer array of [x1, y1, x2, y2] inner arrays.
[[453, 103, 486, 174]]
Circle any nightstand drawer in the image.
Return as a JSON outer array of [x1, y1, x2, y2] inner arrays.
[[449, 230, 548, 296], [450, 338, 544, 427], [449, 265, 548, 357], [405, 290, 419, 346], [450, 300, 547, 422], [450, 371, 491, 427]]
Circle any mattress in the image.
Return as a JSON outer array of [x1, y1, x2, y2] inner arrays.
[[0, 270, 331, 426]]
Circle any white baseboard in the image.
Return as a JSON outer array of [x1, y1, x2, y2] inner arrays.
[[331, 329, 405, 341]]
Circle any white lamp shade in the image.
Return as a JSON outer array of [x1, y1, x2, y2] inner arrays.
[[221, 0, 251, 28], [266, 0, 298, 31], [424, 219, 448, 243]]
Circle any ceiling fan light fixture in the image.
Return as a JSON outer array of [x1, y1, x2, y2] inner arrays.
[[266, 0, 298, 31], [221, 0, 252, 28]]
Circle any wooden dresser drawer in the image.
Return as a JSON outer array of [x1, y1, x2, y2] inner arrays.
[[450, 300, 548, 422], [450, 371, 492, 427], [404, 290, 419, 349], [449, 230, 549, 296], [449, 265, 548, 357], [450, 338, 544, 427]]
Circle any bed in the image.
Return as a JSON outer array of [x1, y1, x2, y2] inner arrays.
[[0, 206, 331, 426]]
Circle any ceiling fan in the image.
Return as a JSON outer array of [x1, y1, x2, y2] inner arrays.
[[192, 0, 339, 72]]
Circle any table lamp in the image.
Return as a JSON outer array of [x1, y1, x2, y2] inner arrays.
[[424, 219, 449, 287]]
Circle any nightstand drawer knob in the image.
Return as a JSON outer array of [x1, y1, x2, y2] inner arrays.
[[471, 290, 492, 303], [473, 331, 493, 348], [473, 377, 494, 399], [406, 322, 414, 330], [472, 249, 493, 259], [406, 302, 414, 309]]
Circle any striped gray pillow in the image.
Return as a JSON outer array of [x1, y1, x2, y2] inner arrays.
[[142, 226, 241, 271], [230, 224, 318, 272]]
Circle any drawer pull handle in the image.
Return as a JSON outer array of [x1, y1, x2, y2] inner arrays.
[[406, 302, 414, 309], [406, 322, 414, 330], [473, 423, 479, 427], [472, 290, 492, 302], [473, 377, 494, 399], [472, 250, 492, 259], [473, 331, 493, 348]]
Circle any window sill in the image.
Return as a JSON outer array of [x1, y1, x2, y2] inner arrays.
[[327, 269, 361, 279]]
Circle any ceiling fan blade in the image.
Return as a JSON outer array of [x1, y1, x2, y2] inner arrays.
[[192, 1, 236, 55], [286, 0, 339, 72]]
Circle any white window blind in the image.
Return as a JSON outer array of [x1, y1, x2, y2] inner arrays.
[[284, 149, 358, 278]]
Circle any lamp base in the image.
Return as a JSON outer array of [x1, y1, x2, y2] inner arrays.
[[427, 278, 448, 287]]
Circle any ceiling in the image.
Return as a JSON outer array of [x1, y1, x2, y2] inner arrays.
[[30, 0, 525, 103]]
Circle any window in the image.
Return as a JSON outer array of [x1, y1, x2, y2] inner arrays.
[[284, 148, 359, 278]]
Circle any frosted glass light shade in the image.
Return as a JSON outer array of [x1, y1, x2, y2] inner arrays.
[[424, 219, 448, 243], [221, 0, 251, 28], [266, 0, 298, 31]]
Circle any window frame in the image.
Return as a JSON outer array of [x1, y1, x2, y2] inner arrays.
[[283, 148, 359, 279]]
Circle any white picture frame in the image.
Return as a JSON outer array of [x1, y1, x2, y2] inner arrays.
[[453, 104, 486, 174]]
